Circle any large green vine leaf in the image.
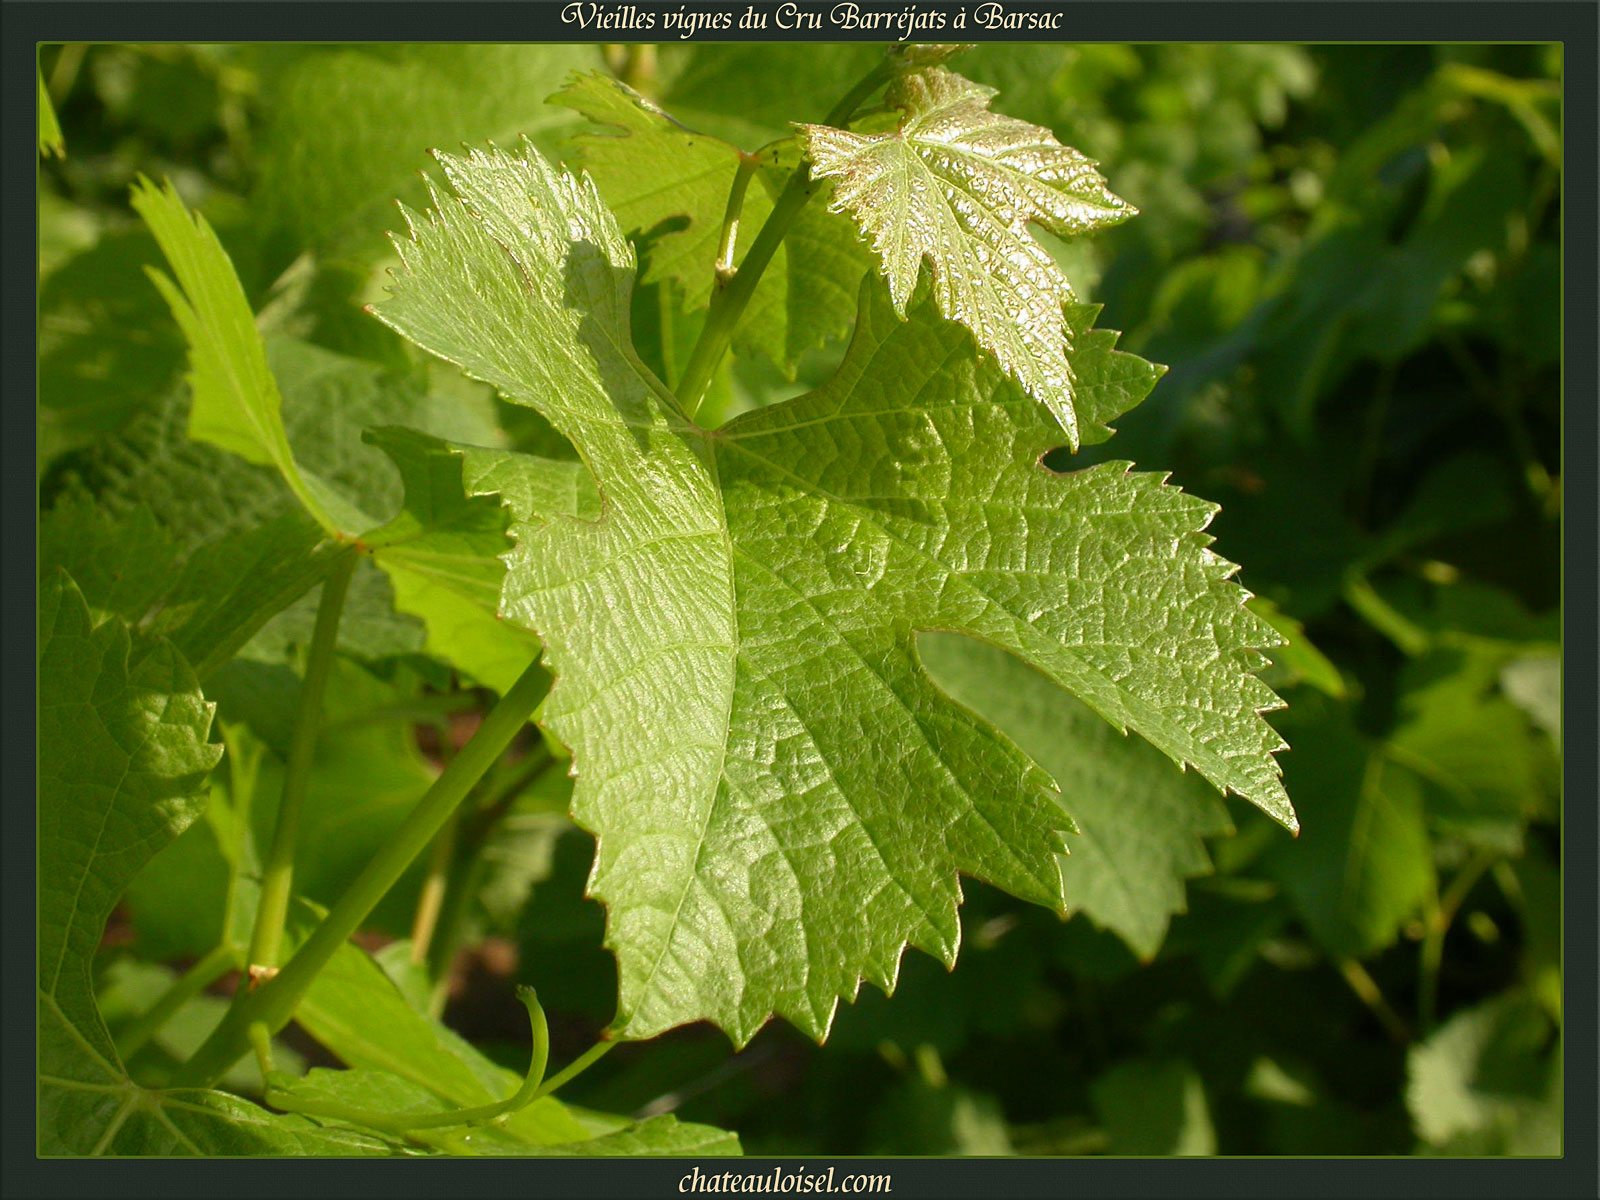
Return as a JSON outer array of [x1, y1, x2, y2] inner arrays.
[[38, 572, 386, 1156], [372, 142, 1289, 1046], [800, 67, 1135, 446]]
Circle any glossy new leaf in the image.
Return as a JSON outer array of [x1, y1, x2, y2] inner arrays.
[[801, 67, 1135, 445]]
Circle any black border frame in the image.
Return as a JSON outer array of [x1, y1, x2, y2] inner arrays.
[[5, 4, 1595, 1198]]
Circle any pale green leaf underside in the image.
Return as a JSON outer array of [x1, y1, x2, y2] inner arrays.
[[801, 67, 1135, 446], [374, 142, 1289, 1047], [271, 1069, 739, 1156], [38, 574, 385, 1156], [285, 936, 742, 1155], [294, 939, 594, 1147]]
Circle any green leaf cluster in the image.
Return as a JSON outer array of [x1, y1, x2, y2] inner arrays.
[[36, 40, 1559, 1160]]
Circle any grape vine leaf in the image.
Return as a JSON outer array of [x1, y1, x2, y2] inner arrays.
[[131, 178, 526, 680], [372, 142, 1290, 1046], [132, 178, 354, 535], [554, 72, 874, 374], [1406, 992, 1561, 1154], [124, 661, 456, 960], [1093, 1058, 1217, 1156], [38, 572, 385, 1156], [648, 45, 886, 147], [919, 634, 1233, 959], [800, 67, 1135, 446], [293, 940, 594, 1148], [1389, 646, 1541, 853], [41, 493, 349, 685], [40, 494, 181, 627], [1261, 715, 1434, 959]]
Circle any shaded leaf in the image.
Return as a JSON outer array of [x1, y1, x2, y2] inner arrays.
[[920, 633, 1232, 959], [1092, 1058, 1216, 1156], [1389, 646, 1542, 852], [554, 72, 874, 374], [1262, 717, 1434, 959], [1407, 992, 1561, 1154], [39, 64, 65, 156], [869, 1078, 1015, 1156], [252, 44, 603, 254], [363, 427, 540, 693]]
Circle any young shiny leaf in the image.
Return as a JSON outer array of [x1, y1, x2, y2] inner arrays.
[[800, 67, 1135, 446]]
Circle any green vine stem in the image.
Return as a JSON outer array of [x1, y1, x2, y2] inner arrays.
[[176, 658, 550, 1088], [532, 1038, 616, 1100], [245, 547, 360, 977], [115, 944, 241, 1060], [267, 986, 551, 1135], [219, 721, 264, 948], [676, 56, 896, 420]]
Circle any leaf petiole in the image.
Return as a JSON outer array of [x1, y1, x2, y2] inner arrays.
[[713, 153, 760, 287], [249, 1020, 275, 1082], [530, 1037, 615, 1101]]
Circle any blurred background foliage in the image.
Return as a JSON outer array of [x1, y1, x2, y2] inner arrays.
[[39, 41, 1562, 1156]]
